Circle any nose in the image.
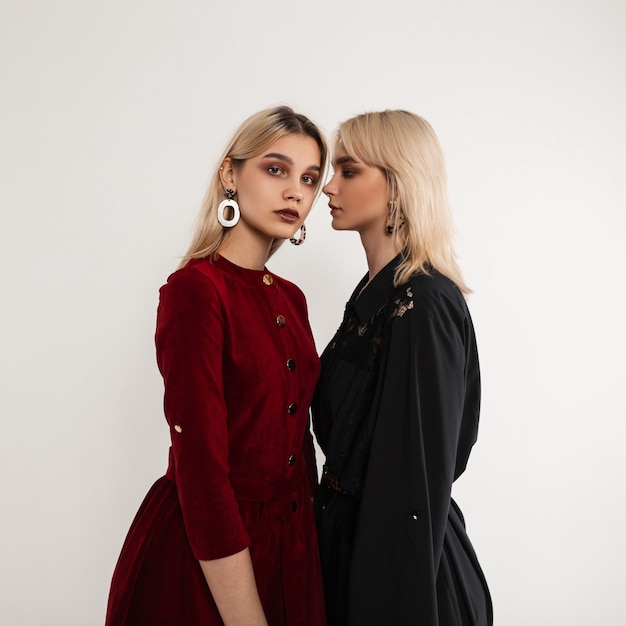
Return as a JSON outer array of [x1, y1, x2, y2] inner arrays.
[[323, 169, 340, 197], [286, 190, 304, 203], [285, 182, 304, 203]]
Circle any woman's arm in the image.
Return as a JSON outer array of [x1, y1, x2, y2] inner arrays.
[[156, 267, 264, 622], [200, 549, 268, 626], [349, 279, 476, 624]]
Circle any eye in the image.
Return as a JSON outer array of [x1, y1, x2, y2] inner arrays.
[[302, 174, 317, 186], [341, 169, 356, 178], [268, 166, 284, 176]]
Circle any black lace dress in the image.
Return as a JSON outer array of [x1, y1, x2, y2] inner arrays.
[[313, 255, 493, 626]]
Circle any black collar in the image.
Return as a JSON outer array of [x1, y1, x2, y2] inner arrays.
[[350, 254, 403, 323]]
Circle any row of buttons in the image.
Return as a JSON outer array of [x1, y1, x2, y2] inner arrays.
[[276, 318, 297, 373], [263, 273, 299, 470]]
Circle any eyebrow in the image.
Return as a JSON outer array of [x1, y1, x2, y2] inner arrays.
[[263, 152, 321, 172], [333, 155, 359, 166]]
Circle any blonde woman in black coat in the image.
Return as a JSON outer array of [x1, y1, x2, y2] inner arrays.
[[313, 110, 493, 626]]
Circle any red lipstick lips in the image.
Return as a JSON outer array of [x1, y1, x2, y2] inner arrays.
[[276, 209, 299, 223]]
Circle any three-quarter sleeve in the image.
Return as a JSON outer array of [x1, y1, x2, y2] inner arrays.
[[349, 280, 478, 625], [155, 267, 250, 560]]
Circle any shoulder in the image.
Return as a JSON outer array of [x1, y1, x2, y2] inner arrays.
[[158, 259, 224, 316], [405, 270, 467, 316], [270, 270, 309, 307], [170, 257, 223, 285], [387, 270, 470, 338], [385, 272, 477, 363], [163, 258, 226, 293], [273, 272, 305, 296]]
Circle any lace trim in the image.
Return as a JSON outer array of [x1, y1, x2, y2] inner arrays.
[[324, 283, 415, 497]]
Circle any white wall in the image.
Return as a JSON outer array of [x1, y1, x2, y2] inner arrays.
[[1, 1, 625, 624]]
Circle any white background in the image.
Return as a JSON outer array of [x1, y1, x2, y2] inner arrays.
[[1, 1, 625, 624]]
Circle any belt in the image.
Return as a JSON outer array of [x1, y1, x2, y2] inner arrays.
[[321, 463, 348, 494]]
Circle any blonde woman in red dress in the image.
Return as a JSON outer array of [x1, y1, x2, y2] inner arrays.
[[105, 106, 327, 626]]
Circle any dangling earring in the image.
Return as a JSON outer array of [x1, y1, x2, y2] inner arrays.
[[385, 199, 397, 235], [217, 189, 240, 227], [290, 223, 306, 245], [385, 199, 404, 235]]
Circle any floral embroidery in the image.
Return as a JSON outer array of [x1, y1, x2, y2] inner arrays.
[[392, 286, 414, 318]]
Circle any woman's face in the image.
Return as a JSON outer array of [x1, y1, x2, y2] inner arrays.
[[322, 144, 390, 235], [223, 133, 321, 242]]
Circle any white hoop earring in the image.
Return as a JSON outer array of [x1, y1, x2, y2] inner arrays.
[[217, 189, 240, 228], [290, 223, 306, 245]]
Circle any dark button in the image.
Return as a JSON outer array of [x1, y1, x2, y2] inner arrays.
[[292, 500, 297, 511], [262, 274, 273, 286], [286, 358, 296, 371], [287, 403, 298, 415], [276, 315, 286, 327], [410, 510, 421, 521], [288, 454, 297, 466]]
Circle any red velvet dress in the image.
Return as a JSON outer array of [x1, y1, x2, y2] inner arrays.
[[105, 256, 326, 626]]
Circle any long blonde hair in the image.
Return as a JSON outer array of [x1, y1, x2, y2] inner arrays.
[[179, 106, 328, 268], [337, 110, 469, 294]]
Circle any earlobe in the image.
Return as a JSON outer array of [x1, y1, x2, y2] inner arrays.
[[219, 158, 236, 191]]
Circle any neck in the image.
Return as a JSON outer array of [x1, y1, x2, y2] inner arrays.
[[217, 225, 273, 271], [360, 230, 403, 283]]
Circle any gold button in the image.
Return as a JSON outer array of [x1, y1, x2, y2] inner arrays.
[[174, 424, 182, 434], [262, 274, 273, 286], [276, 315, 286, 327]]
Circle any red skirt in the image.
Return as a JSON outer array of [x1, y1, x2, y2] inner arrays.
[[105, 474, 326, 625]]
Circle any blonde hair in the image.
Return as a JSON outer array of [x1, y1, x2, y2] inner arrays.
[[337, 110, 469, 294], [179, 106, 328, 268]]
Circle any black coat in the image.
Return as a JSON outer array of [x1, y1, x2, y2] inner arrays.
[[314, 256, 493, 625]]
